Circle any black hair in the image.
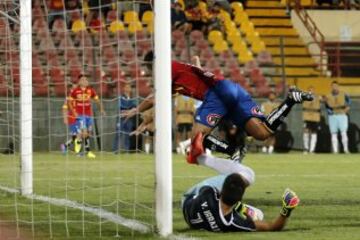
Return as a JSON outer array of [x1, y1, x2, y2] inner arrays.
[[144, 51, 154, 63], [331, 80, 338, 85], [220, 173, 246, 206]]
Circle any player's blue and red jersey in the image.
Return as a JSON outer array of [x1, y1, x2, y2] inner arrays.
[[172, 61, 223, 100], [69, 86, 98, 116]]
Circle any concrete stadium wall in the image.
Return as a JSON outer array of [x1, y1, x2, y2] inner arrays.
[[0, 98, 359, 153]]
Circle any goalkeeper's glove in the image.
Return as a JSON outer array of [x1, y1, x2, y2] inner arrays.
[[280, 188, 300, 217]]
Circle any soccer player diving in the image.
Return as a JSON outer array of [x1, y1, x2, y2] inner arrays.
[[181, 151, 300, 232], [123, 51, 313, 162]]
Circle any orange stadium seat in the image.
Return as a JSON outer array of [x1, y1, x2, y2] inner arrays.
[[124, 11, 139, 24]]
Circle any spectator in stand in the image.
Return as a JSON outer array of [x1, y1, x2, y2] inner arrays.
[[185, 2, 207, 32], [87, 0, 112, 24], [325, 81, 351, 153], [228, 0, 247, 7], [113, 83, 137, 153], [48, 0, 65, 29], [302, 86, 321, 154], [171, 2, 190, 32], [89, 11, 104, 33], [260, 92, 279, 154]]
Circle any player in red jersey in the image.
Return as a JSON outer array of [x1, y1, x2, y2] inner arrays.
[[123, 52, 313, 162], [60, 83, 80, 154], [69, 75, 105, 158]]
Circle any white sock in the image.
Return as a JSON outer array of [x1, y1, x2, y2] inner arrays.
[[180, 138, 191, 148], [262, 146, 267, 153], [268, 145, 274, 154], [145, 143, 150, 154], [197, 154, 255, 185], [331, 133, 338, 153], [303, 132, 309, 151], [341, 131, 349, 153], [309, 133, 317, 153], [205, 149, 212, 155]]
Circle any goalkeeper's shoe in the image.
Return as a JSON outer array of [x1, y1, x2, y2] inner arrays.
[[186, 132, 204, 164], [287, 86, 314, 103], [74, 140, 82, 153], [86, 151, 96, 159], [280, 188, 300, 217]]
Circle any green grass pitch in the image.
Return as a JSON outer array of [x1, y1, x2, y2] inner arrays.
[[0, 153, 359, 239]]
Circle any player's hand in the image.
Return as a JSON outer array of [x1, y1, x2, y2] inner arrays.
[[130, 124, 146, 136], [120, 108, 137, 121], [280, 188, 300, 217]]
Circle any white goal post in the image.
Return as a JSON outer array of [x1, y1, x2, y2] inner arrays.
[[20, 0, 33, 195], [154, 0, 173, 237]]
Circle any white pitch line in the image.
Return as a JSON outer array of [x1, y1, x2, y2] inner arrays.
[[0, 185, 150, 234], [0, 185, 199, 240]]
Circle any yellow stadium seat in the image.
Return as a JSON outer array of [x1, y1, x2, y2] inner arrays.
[[219, 10, 232, 23], [238, 50, 254, 64], [128, 21, 143, 34], [147, 23, 153, 34], [252, 40, 266, 54], [232, 40, 248, 55], [224, 21, 237, 33], [213, 40, 229, 54], [246, 32, 260, 44], [231, 2, 244, 13], [227, 31, 242, 45], [234, 11, 249, 26], [177, 0, 185, 10], [198, 1, 207, 12], [82, 1, 89, 16], [241, 21, 255, 35], [208, 30, 224, 45], [108, 20, 125, 33], [124, 11, 139, 24], [71, 19, 86, 33], [142, 11, 153, 25]]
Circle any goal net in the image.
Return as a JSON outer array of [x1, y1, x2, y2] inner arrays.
[[0, 0, 172, 238]]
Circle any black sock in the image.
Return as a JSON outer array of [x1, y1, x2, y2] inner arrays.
[[85, 137, 90, 152], [65, 135, 77, 147], [265, 98, 295, 132], [203, 135, 237, 156]]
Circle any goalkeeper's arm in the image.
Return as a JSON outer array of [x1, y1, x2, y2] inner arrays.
[[254, 188, 299, 231]]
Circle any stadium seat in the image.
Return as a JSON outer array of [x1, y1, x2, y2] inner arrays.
[[108, 20, 125, 33], [256, 85, 271, 97], [200, 49, 214, 61], [33, 84, 48, 97], [241, 22, 255, 36], [250, 68, 267, 85], [54, 84, 66, 97], [257, 51, 273, 65], [136, 78, 152, 97], [71, 19, 87, 33], [146, 22, 154, 34], [206, 59, 220, 69], [122, 48, 136, 62], [252, 40, 266, 54], [195, 39, 209, 51], [231, 2, 244, 13], [115, 30, 129, 41], [238, 50, 254, 64], [244, 60, 259, 75], [127, 21, 143, 34], [208, 30, 224, 45], [142, 11, 153, 25], [246, 32, 261, 44], [110, 64, 126, 81], [124, 11, 139, 24], [227, 31, 242, 46], [234, 11, 249, 26], [219, 10, 232, 24], [224, 21, 237, 34], [213, 40, 229, 54], [232, 40, 248, 55]]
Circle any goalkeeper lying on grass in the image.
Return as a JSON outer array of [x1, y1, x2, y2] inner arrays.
[[181, 153, 300, 232]]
